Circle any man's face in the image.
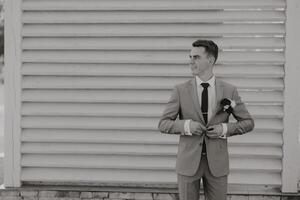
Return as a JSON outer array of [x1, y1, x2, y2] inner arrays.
[[189, 47, 214, 76]]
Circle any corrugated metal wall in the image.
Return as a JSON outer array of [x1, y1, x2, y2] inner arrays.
[[20, 0, 285, 188]]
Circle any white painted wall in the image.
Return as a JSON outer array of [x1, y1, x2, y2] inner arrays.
[[283, 0, 300, 193], [4, 0, 300, 193]]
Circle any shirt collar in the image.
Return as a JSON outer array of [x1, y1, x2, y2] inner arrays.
[[195, 75, 215, 87]]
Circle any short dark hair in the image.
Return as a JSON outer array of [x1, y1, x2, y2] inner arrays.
[[192, 40, 218, 64]]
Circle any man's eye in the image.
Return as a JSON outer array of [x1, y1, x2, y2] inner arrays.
[[189, 55, 200, 59]]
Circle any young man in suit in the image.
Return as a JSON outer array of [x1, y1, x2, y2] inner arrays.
[[158, 40, 254, 200]]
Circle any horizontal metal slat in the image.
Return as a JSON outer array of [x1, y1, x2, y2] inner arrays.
[[245, 119, 282, 132], [21, 142, 179, 156], [238, 91, 283, 104], [21, 142, 282, 158], [21, 116, 283, 132], [21, 116, 158, 130], [22, 63, 284, 78], [229, 171, 281, 185], [22, 89, 173, 103], [21, 129, 282, 146], [22, 10, 285, 24], [21, 129, 180, 144], [21, 154, 176, 170], [21, 168, 281, 185], [22, 0, 285, 11], [216, 65, 284, 78], [22, 50, 284, 64], [22, 24, 285, 37], [230, 157, 281, 172], [228, 132, 282, 146], [230, 145, 282, 158], [22, 76, 284, 90], [22, 37, 285, 50], [21, 103, 283, 118], [22, 89, 283, 104], [21, 103, 163, 117], [21, 167, 177, 183], [21, 76, 189, 89], [21, 154, 281, 172]]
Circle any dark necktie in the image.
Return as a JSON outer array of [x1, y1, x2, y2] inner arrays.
[[201, 83, 209, 124], [200, 82, 209, 154]]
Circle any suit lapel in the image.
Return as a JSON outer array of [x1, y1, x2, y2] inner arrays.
[[187, 77, 224, 126], [188, 78, 205, 124], [208, 78, 224, 125]]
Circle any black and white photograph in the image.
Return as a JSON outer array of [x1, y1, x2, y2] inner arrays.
[[0, 0, 299, 200]]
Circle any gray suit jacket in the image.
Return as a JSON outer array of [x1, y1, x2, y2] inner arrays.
[[158, 77, 254, 177]]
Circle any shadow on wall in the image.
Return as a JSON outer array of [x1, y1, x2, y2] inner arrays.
[[0, 1, 4, 182], [0, 90, 2, 184], [0, 25, 3, 83], [0, 157, 2, 184], [298, 133, 300, 191]]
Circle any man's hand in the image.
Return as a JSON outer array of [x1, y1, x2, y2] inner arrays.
[[206, 124, 223, 138], [189, 120, 207, 136]]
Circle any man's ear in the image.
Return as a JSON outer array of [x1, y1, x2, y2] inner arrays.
[[208, 56, 215, 65]]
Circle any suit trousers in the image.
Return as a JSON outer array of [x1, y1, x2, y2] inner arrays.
[[177, 154, 228, 200]]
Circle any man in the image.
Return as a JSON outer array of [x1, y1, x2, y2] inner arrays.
[[158, 40, 254, 200]]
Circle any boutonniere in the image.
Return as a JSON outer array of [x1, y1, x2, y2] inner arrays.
[[220, 98, 236, 114]]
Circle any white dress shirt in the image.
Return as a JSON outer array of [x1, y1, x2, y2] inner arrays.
[[183, 75, 227, 138]]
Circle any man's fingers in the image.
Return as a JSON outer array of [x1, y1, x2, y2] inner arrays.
[[207, 135, 218, 139], [200, 124, 207, 130], [206, 130, 218, 137], [207, 132, 217, 137], [194, 130, 203, 135], [198, 125, 206, 131], [206, 133, 219, 138], [192, 129, 204, 135]]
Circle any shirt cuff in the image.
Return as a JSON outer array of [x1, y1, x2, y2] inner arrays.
[[219, 123, 227, 139], [183, 120, 193, 136]]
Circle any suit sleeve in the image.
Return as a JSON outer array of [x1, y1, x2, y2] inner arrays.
[[158, 86, 186, 135], [226, 87, 255, 137]]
